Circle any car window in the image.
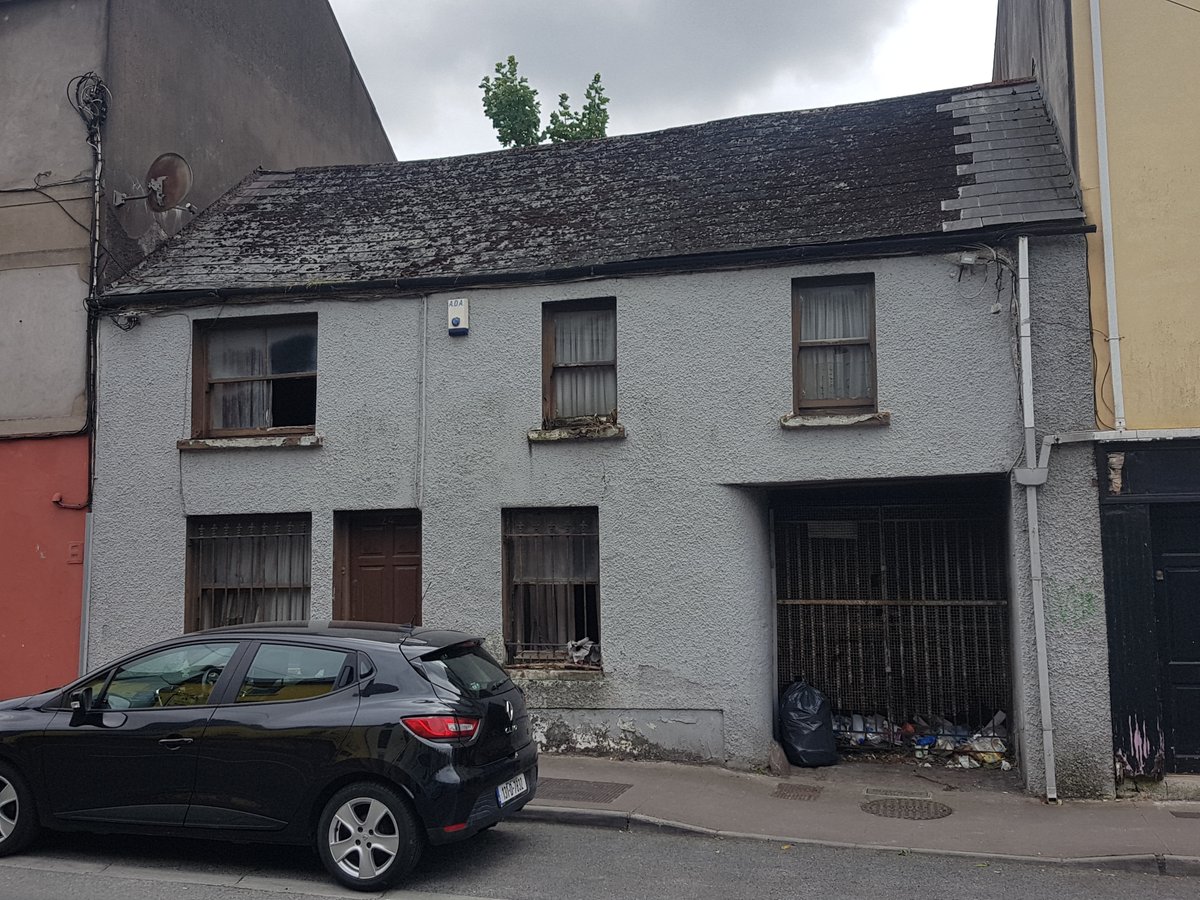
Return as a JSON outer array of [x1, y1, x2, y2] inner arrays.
[[419, 643, 512, 699], [101, 642, 238, 710], [235, 643, 352, 704]]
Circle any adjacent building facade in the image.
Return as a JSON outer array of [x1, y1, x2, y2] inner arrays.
[[89, 83, 1113, 796], [0, 0, 394, 696], [996, 0, 1200, 779]]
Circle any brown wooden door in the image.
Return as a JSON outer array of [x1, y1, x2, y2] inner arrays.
[[340, 511, 421, 625]]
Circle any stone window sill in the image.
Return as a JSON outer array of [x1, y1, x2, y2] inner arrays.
[[780, 410, 891, 429], [508, 667, 605, 682], [527, 421, 626, 443], [177, 433, 324, 451]]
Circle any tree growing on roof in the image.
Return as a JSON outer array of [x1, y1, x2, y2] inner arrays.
[[543, 73, 610, 144], [480, 56, 609, 148]]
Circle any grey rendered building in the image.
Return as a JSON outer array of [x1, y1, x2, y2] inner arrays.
[[90, 81, 1111, 797]]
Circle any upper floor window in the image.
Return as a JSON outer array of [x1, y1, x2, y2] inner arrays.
[[792, 276, 876, 414], [192, 314, 317, 437], [542, 298, 617, 427]]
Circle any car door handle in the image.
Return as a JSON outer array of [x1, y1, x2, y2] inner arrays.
[[158, 736, 194, 750]]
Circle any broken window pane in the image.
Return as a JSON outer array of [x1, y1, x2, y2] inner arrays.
[[200, 317, 317, 433]]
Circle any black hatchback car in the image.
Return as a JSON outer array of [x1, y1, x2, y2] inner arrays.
[[0, 621, 537, 891]]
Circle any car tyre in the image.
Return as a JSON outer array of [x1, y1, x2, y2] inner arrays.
[[317, 782, 422, 891], [0, 761, 39, 857]]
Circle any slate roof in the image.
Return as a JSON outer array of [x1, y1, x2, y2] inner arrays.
[[108, 80, 1082, 298]]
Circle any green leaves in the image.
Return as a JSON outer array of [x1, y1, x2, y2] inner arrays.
[[479, 56, 542, 148], [480, 57, 610, 147], [544, 74, 610, 143]]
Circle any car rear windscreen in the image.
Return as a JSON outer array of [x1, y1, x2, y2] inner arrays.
[[419, 643, 512, 699]]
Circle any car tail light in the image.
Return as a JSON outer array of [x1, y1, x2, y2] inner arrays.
[[401, 714, 481, 742]]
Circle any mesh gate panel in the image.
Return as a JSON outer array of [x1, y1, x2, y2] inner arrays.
[[775, 501, 1010, 733]]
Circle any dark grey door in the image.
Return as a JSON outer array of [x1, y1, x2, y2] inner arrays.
[[1155, 507, 1200, 773]]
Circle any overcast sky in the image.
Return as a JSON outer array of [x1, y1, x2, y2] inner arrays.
[[327, 0, 999, 162]]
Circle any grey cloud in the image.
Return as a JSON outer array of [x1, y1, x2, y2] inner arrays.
[[331, 1, 920, 159]]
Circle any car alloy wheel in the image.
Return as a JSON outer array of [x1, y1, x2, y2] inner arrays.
[[0, 775, 17, 842], [0, 762, 38, 857], [317, 782, 422, 891]]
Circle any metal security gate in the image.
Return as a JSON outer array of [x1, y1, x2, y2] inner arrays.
[[774, 489, 1011, 736]]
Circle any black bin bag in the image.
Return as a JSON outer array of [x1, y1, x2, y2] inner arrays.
[[779, 681, 838, 767]]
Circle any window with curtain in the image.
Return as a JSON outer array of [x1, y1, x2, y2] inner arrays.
[[542, 299, 617, 426], [193, 314, 317, 436], [502, 507, 601, 667], [792, 277, 875, 412], [185, 513, 311, 631]]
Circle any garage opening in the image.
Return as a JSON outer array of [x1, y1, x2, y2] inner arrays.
[[773, 477, 1011, 748]]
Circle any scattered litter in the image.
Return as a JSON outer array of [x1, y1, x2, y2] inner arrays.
[[565, 637, 600, 665], [832, 709, 1013, 769]]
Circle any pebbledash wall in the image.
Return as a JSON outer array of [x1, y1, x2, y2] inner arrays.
[[88, 235, 1111, 795]]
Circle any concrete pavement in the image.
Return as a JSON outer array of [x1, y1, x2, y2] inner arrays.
[[517, 753, 1200, 876]]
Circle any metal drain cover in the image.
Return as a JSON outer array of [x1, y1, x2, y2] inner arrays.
[[861, 798, 953, 820], [1170, 811, 1200, 819], [537, 778, 633, 804], [773, 783, 823, 801]]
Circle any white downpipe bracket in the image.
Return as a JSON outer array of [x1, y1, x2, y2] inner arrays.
[[1090, 0, 1126, 431], [1017, 235, 1059, 802]]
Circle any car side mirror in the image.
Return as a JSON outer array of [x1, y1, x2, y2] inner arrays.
[[69, 686, 94, 726]]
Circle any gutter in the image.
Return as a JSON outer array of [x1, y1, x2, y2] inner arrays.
[[96, 222, 1095, 311], [1016, 428, 1200, 485], [1015, 235, 1059, 802], [1089, 0, 1127, 430]]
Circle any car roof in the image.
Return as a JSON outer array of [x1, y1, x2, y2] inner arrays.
[[197, 620, 481, 653]]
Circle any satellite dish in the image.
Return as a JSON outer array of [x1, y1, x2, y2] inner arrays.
[[144, 152, 193, 212]]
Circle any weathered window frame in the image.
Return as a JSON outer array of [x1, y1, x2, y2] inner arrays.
[[502, 507, 602, 669], [541, 298, 618, 428], [191, 313, 318, 438], [791, 275, 877, 414], [184, 513, 312, 632]]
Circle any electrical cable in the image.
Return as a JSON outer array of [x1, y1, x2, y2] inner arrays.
[[1161, 0, 1200, 14]]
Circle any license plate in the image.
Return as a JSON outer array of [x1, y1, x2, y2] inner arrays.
[[496, 773, 527, 806]]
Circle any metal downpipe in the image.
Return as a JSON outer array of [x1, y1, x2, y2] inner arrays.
[[1018, 235, 1058, 801]]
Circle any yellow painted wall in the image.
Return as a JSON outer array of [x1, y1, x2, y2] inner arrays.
[[1073, 0, 1200, 429]]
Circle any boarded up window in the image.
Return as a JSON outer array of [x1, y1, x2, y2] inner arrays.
[[193, 314, 317, 436], [542, 299, 617, 425], [186, 514, 311, 631], [792, 277, 876, 413], [503, 508, 601, 666]]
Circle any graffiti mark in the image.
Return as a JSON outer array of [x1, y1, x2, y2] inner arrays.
[[1044, 578, 1099, 626], [1115, 714, 1164, 780]]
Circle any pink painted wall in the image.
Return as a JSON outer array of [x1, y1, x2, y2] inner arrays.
[[0, 435, 87, 697]]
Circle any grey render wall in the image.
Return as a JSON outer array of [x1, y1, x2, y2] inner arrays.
[[0, 0, 394, 436], [0, 0, 106, 431], [994, 0, 1077, 166], [102, 0, 395, 267], [90, 238, 1102, 786], [1007, 234, 1112, 797]]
